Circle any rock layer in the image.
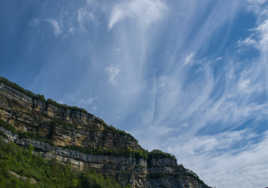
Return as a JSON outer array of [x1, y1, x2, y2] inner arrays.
[[0, 77, 211, 188]]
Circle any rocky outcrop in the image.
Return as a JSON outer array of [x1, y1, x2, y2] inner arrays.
[[0, 77, 211, 188]]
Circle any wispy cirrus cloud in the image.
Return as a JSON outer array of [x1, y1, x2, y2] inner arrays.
[[108, 0, 167, 29], [31, 18, 62, 36], [11, 0, 268, 187], [169, 130, 268, 188], [105, 65, 120, 86], [44, 19, 62, 36], [183, 53, 195, 66], [77, 7, 96, 31]]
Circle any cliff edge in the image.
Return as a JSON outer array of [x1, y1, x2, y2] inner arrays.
[[0, 77, 211, 188]]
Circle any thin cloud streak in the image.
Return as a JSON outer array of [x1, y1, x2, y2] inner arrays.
[[108, 0, 167, 29], [31, 18, 62, 36]]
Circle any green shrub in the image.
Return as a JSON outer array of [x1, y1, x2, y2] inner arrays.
[[107, 125, 138, 142], [0, 139, 124, 188], [149, 149, 176, 160], [0, 77, 36, 99], [1, 120, 177, 161], [47, 99, 88, 114]]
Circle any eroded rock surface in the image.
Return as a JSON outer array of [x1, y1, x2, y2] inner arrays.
[[0, 77, 211, 188]]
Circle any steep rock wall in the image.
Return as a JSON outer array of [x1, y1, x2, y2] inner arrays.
[[0, 77, 211, 188]]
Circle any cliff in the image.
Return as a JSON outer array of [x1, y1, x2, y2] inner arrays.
[[0, 76, 211, 188]]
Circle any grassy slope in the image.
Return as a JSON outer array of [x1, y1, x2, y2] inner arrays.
[[0, 139, 126, 188]]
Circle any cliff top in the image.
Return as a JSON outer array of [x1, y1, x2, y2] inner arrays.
[[0, 76, 88, 113], [0, 76, 176, 161]]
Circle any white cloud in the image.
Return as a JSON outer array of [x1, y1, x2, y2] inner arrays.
[[44, 19, 62, 36], [31, 18, 62, 36], [168, 131, 268, 188], [245, 2, 268, 93], [247, 0, 268, 14], [78, 97, 97, 106], [131, 12, 268, 185], [109, 8, 124, 29], [105, 65, 121, 85], [86, 0, 96, 5], [240, 19, 268, 51], [256, 19, 268, 50], [248, 0, 267, 5], [184, 53, 195, 65], [109, 0, 167, 29], [77, 7, 96, 30], [238, 37, 257, 48], [29, 1, 268, 187], [215, 57, 223, 61]]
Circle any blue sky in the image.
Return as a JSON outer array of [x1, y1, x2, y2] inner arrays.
[[1, 0, 268, 187]]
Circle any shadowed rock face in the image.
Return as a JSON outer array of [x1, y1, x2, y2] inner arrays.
[[0, 77, 211, 188]]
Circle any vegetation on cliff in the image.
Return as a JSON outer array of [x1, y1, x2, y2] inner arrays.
[[148, 149, 176, 160], [46, 98, 88, 114], [0, 138, 126, 188], [0, 119, 175, 161], [0, 76, 211, 188], [0, 77, 45, 101]]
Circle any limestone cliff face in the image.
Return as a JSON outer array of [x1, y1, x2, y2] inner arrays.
[[0, 77, 211, 188]]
